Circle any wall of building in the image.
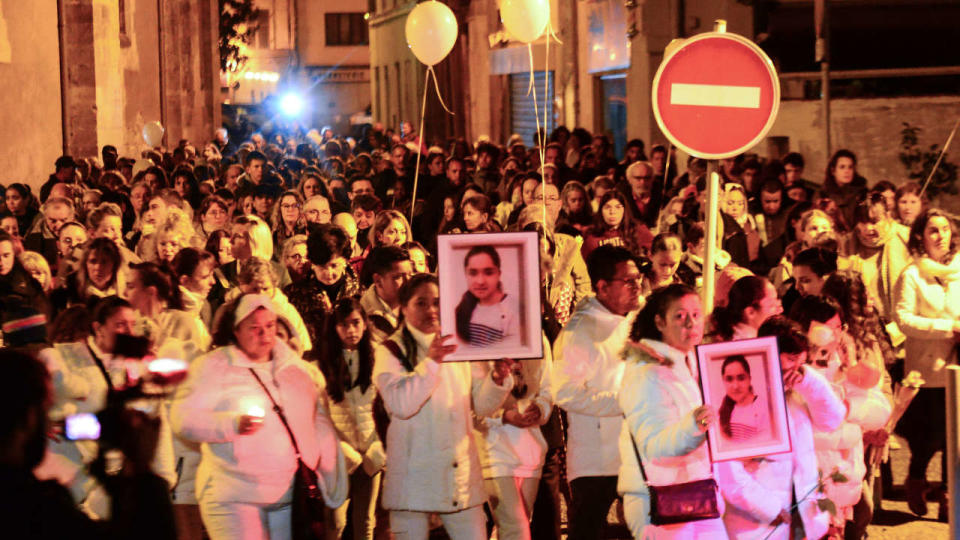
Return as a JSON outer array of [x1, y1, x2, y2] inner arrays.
[[368, 2, 421, 131], [296, 0, 371, 133], [0, 0, 217, 191], [0, 0, 64, 187], [763, 95, 960, 187], [122, 0, 163, 155]]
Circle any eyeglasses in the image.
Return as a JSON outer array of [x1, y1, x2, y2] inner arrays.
[[610, 276, 642, 288], [281, 203, 301, 211]]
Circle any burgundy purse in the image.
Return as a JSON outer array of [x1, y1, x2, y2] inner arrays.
[[627, 422, 720, 526]]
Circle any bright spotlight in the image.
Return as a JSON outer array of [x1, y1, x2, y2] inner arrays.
[[279, 93, 304, 117]]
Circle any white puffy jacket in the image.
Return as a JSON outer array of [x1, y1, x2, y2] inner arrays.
[[554, 296, 633, 480], [617, 339, 726, 539], [170, 341, 347, 507], [811, 363, 891, 515], [718, 367, 846, 540], [475, 336, 553, 479], [373, 322, 512, 513]]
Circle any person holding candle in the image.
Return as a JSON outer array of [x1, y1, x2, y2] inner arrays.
[[171, 294, 348, 540]]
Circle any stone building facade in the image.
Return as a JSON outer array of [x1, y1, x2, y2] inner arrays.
[[0, 0, 220, 190]]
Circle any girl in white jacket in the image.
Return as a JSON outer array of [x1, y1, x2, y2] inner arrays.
[[318, 298, 386, 540], [373, 274, 513, 540], [799, 290, 890, 536], [475, 336, 553, 540], [171, 294, 347, 540], [718, 316, 846, 540]]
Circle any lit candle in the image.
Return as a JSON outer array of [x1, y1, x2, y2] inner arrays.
[[246, 405, 266, 418]]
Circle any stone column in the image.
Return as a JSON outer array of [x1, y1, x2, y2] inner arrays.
[[59, 0, 99, 157]]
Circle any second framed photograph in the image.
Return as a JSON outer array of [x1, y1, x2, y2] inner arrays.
[[696, 337, 791, 462], [437, 232, 543, 362]]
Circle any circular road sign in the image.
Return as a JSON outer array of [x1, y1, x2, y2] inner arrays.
[[652, 32, 780, 159]]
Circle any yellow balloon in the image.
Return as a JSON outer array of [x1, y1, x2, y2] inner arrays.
[[142, 121, 165, 147], [405, 1, 458, 66], [499, 0, 550, 43]]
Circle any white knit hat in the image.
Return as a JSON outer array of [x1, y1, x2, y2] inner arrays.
[[233, 294, 276, 327]]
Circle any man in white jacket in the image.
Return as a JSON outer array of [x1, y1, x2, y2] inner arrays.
[[553, 245, 641, 540]]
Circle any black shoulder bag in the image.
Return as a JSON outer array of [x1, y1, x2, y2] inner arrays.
[[249, 369, 325, 540], [627, 422, 720, 526]]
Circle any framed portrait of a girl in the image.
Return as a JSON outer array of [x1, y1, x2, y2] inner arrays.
[[696, 337, 792, 461], [437, 232, 543, 362]]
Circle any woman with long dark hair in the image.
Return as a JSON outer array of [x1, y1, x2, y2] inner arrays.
[[318, 298, 384, 540], [581, 190, 650, 259], [822, 149, 868, 229], [718, 355, 768, 441], [4, 183, 40, 236], [373, 273, 512, 539], [819, 270, 893, 536], [619, 283, 726, 538], [894, 208, 960, 520], [710, 275, 782, 342], [454, 245, 519, 348]]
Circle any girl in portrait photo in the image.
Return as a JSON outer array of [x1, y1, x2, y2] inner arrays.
[[719, 355, 770, 443], [455, 245, 520, 349]]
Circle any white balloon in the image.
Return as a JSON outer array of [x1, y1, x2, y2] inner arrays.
[[142, 121, 165, 147], [499, 0, 550, 44], [405, 1, 458, 67]]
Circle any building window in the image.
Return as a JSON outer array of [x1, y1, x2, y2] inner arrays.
[[255, 10, 271, 49], [325, 13, 369, 46]]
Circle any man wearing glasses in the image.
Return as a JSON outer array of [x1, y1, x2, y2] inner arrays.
[[553, 245, 642, 540], [618, 161, 662, 229]]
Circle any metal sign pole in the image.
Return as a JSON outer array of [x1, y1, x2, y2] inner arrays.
[[947, 366, 960, 535], [702, 167, 720, 315]]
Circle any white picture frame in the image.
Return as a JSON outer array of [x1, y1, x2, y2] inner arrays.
[[696, 337, 792, 462], [437, 232, 543, 362]]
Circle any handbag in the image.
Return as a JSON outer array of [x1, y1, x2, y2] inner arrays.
[[627, 420, 720, 526], [249, 369, 326, 540]]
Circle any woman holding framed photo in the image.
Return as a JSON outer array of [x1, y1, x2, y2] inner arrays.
[[618, 283, 726, 538], [373, 274, 513, 540]]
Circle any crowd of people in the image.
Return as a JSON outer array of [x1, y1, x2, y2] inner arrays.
[[0, 121, 954, 540]]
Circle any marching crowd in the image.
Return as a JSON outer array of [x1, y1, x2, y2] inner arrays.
[[0, 122, 955, 540]]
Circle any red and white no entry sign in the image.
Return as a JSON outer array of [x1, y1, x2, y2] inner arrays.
[[652, 31, 780, 159]]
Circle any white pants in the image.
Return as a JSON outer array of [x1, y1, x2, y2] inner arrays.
[[389, 506, 486, 540], [200, 498, 292, 540], [485, 477, 539, 540]]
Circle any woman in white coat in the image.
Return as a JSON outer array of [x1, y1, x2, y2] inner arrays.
[[373, 273, 513, 540], [718, 316, 846, 540], [618, 283, 727, 539], [894, 208, 960, 518], [170, 294, 347, 540]]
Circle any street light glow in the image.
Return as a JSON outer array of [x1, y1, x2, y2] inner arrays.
[[279, 93, 304, 116]]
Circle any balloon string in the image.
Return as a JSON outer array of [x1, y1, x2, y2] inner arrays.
[[427, 66, 455, 115], [547, 21, 563, 45], [527, 44, 535, 96], [541, 27, 550, 235], [408, 67, 432, 229]]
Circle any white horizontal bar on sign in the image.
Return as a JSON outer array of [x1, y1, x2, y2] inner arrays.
[[670, 83, 761, 109]]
